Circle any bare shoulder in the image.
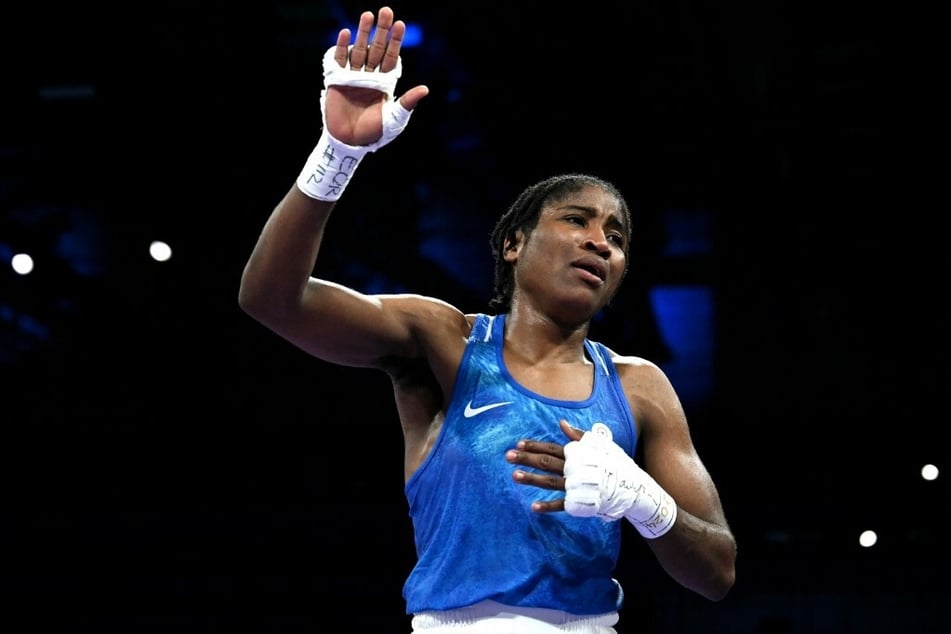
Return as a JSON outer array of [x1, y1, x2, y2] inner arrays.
[[377, 293, 476, 380], [601, 346, 685, 432], [600, 346, 671, 390]]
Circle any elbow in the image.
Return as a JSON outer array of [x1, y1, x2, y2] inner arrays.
[[703, 542, 737, 602], [687, 564, 734, 602], [237, 285, 256, 317], [238, 271, 302, 329], [673, 532, 737, 602], [237, 278, 259, 319], [703, 565, 736, 602], [237, 273, 273, 323]]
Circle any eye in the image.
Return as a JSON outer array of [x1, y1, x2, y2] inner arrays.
[[608, 232, 626, 246], [565, 215, 585, 226]]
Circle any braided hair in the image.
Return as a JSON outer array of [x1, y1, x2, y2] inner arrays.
[[488, 174, 632, 313]]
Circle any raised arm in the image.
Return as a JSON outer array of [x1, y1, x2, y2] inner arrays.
[[238, 7, 430, 368]]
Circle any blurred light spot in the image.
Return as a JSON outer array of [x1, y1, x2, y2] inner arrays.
[[150, 241, 173, 262], [921, 463, 939, 481], [12, 253, 34, 275], [859, 530, 877, 548], [403, 24, 422, 47]]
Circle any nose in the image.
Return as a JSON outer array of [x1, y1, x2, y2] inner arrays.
[[583, 233, 612, 258]]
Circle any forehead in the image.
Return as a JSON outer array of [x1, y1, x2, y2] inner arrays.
[[544, 185, 628, 229]]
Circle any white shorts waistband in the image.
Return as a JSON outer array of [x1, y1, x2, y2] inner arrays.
[[411, 600, 619, 633]]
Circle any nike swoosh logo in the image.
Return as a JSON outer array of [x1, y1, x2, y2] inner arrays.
[[463, 400, 513, 418]]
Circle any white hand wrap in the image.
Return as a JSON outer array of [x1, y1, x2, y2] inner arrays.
[[563, 423, 678, 539], [296, 45, 414, 201], [322, 45, 402, 97]]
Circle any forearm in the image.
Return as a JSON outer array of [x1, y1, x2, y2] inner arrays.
[[240, 17, 423, 322], [647, 508, 737, 601], [238, 185, 333, 323]]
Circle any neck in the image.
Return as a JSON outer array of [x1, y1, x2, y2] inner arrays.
[[502, 308, 590, 365]]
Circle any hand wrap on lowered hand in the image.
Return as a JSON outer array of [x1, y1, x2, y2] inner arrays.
[[563, 423, 678, 539]]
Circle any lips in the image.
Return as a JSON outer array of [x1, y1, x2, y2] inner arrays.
[[571, 256, 607, 283]]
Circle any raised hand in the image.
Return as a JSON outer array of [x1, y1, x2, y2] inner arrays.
[[324, 6, 429, 146], [295, 6, 429, 201]]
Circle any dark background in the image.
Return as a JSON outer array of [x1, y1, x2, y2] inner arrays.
[[1, 1, 947, 632]]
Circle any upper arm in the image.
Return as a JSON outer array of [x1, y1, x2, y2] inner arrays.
[[264, 278, 467, 370], [625, 361, 728, 525], [238, 186, 467, 371]]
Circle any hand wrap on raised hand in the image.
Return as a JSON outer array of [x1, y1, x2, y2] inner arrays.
[[563, 423, 678, 539], [297, 45, 414, 201]]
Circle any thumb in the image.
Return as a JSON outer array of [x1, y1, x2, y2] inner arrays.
[[559, 419, 585, 442], [399, 84, 430, 111]]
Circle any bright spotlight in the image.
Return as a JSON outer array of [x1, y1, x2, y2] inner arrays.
[[859, 530, 877, 548], [149, 241, 173, 262], [11, 253, 34, 275]]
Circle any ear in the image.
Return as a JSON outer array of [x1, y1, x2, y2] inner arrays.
[[502, 230, 523, 263]]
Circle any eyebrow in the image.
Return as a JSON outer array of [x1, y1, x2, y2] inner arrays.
[[558, 203, 629, 237]]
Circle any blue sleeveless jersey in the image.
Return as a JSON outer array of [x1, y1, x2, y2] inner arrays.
[[403, 313, 638, 615]]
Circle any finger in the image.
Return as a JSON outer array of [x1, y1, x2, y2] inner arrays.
[[379, 20, 405, 72], [531, 499, 567, 514], [517, 438, 566, 459], [513, 469, 566, 491], [367, 7, 395, 70], [507, 448, 567, 475], [349, 10, 375, 69], [333, 29, 351, 67], [559, 419, 585, 442]]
